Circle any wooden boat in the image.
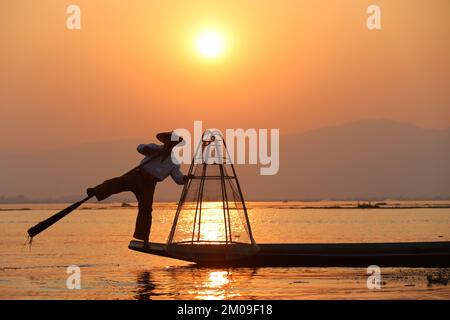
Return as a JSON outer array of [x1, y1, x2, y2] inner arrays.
[[129, 240, 450, 267], [129, 134, 450, 268]]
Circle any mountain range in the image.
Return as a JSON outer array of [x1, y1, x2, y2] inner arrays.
[[1, 119, 449, 202]]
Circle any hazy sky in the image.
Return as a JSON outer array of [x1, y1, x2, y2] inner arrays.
[[1, 0, 449, 151]]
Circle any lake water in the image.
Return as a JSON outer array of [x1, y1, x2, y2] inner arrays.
[[1, 201, 449, 299]]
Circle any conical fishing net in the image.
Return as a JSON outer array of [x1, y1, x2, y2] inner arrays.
[[166, 132, 258, 262]]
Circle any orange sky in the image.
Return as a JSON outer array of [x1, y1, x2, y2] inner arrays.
[[1, 0, 449, 151]]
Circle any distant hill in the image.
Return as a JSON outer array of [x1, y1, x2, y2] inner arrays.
[[1, 119, 449, 202], [244, 119, 450, 200]]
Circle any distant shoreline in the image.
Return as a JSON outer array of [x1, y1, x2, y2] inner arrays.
[[301, 205, 450, 209], [1, 198, 450, 205], [1, 200, 450, 212]]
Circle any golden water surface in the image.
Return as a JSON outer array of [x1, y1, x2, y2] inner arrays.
[[1, 201, 450, 299]]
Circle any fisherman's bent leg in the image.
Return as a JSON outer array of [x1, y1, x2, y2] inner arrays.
[[92, 171, 139, 201]]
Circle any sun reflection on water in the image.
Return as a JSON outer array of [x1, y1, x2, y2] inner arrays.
[[173, 201, 247, 243], [187, 270, 241, 300]]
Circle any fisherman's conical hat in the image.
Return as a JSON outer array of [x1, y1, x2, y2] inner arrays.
[[156, 131, 185, 146]]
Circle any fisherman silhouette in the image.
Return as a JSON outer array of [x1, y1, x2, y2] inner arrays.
[[87, 131, 188, 246]]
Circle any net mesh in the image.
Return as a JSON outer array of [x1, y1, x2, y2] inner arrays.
[[168, 162, 253, 245]]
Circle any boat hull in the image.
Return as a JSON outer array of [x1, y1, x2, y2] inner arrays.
[[128, 240, 450, 267]]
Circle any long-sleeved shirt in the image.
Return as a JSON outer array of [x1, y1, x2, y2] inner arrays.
[[137, 143, 185, 185]]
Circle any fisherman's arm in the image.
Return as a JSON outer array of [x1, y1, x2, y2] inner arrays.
[[170, 165, 189, 185]]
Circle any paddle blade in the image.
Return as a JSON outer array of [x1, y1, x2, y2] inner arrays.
[[27, 196, 91, 238]]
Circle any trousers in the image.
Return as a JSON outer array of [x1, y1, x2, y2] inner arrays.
[[93, 169, 157, 241]]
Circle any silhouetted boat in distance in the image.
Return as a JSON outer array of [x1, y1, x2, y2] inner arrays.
[[129, 240, 450, 267]]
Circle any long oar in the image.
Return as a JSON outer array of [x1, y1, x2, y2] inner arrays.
[[27, 148, 166, 240], [27, 195, 93, 238]]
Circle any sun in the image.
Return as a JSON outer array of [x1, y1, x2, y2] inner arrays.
[[195, 30, 225, 59]]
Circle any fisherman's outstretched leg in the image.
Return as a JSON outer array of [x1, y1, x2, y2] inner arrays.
[[88, 171, 140, 201]]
